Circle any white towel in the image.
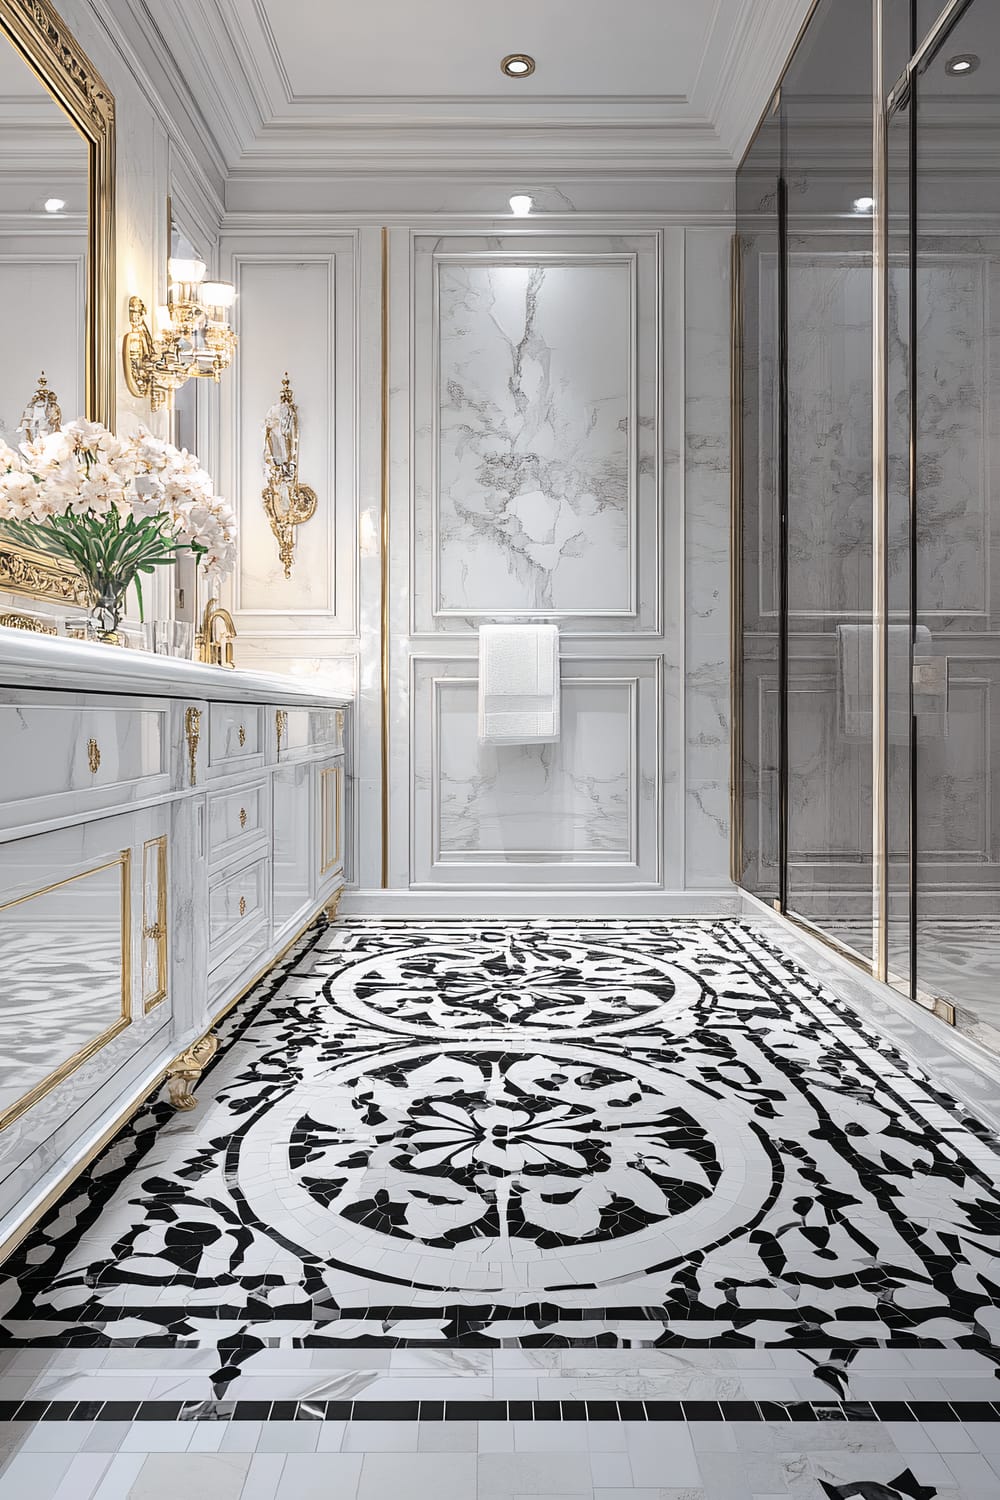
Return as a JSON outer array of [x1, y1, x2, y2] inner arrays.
[[836, 623, 935, 743], [478, 623, 560, 745]]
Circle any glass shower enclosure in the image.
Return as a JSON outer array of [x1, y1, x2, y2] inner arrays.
[[735, 0, 1000, 1047]]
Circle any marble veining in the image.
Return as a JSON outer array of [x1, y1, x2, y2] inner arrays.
[[435, 260, 634, 616]]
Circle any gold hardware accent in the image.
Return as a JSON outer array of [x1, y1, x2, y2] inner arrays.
[[0, 850, 131, 1132], [0, 0, 115, 605], [262, 373, 317, 579], [326, 887, 344, 922], [87, 737, 101, 774], [184, 706, 201, 786], [239, 806, 248, 829], [238, 724, 246, 747], [239, 895, 247, 917], [320, 764, 343, 876], [19, 371, 62, 443], [276, 709, 288, 750], [0, 610, 57, 635], [141, 835, 168, 1012], [166, 1031, 219, 1111], [195, 598, 237, 668], [336, 709, 344, 736]]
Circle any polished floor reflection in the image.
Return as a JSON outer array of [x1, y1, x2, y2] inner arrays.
[[0, 918, 999, 1498]]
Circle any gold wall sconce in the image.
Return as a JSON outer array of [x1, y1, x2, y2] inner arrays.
[[262, 373, 316, 579], [122, 258, 237, 411]]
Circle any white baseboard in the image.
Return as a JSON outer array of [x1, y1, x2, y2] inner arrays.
[[340, 888, 741, 917]]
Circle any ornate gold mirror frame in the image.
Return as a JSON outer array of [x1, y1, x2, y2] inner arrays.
[[0, 0, 115, 605]]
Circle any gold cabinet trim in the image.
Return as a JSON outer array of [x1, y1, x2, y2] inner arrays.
[[238, 724, 246, 748], [87, 737, 101, 775], [0, 849, 131, 1132], [239, 806, 248, 829], [141, 835, 168, 1014], [320, 764, 343, 876]]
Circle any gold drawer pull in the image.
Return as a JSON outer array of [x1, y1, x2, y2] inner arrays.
[[87, 738, 101, 774], [238, 724, 246, 748], [239, 895, 247, 917], [276, 709, 288, 750], [239, 806, 248, 829], [143, 921, 165, 941]]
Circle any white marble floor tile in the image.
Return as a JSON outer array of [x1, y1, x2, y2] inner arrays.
[[356, 1451, 477, 1500]]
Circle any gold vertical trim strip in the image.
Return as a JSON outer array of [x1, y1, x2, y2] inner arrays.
[[380, 226, 390, 888], [729, 232, 745, 886], [872, 0, 889, 981]]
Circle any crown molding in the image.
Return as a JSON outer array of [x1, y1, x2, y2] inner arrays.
[[709, 0, 818, 160], [80, 0, 228, 217]]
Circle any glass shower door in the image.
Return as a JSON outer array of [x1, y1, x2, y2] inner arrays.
[[909, 0, 1000, 1036]]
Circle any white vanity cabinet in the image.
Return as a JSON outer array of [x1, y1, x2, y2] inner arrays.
[[0, 630, 349, 1261]]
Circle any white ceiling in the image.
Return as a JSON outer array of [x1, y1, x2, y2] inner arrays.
[[121, 0, 815, 180]]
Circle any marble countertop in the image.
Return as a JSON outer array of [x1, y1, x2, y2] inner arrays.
[[0, 627, 352, 708]]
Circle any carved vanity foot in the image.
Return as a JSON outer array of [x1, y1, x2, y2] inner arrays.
[[166, 1032, 219, 1110], [325, 888, 345, 923]]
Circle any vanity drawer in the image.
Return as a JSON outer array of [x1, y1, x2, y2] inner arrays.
[[274, 705, 344, 760], [0, 695, 169, 833], [207, 779, 268, 868], [209, 854, 269, 966], [207, 703, 263, 774]]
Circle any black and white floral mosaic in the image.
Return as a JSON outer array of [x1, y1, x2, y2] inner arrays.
[[2, 918, 999, 1397]]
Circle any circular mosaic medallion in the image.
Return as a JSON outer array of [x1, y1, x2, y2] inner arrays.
[[322, 934, 701, 1037], [237, 1041, 773, 1293]]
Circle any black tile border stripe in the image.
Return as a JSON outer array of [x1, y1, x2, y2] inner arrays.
[[1, 1398, 998, 1424]]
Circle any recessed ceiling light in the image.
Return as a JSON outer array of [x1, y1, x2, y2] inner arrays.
[[501, 53, 535, 78], [852, 195, 875, 214], [509, 194, 533, 217], [945, 53, 979, 75], [43, 197, 65, 213]]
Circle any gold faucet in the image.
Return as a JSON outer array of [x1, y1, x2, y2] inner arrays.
[[196, 599, 237, 669]]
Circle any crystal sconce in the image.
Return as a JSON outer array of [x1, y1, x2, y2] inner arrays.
[[122, 257, 237, 411], [261, 373, 316, 579]]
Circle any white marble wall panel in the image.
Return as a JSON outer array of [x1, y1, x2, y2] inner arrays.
[[435, 258, 635, 617], [409, 655, 660, 887], [684, 228, 732, 889], [411, 233, 660, 638]]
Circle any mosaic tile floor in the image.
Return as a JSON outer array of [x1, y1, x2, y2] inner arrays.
[[1, 918, 999, 1498]]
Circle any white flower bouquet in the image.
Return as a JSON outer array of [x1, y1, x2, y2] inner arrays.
[[0, 420, 237, 638]]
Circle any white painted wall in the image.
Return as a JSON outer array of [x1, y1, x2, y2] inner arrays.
[[219, 204, 734, 906]]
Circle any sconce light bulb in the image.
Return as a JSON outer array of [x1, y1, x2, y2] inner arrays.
[[155, 304, 174, 333], [509, 194, 533, 217], [167, 257, 206, 285], [200, 280, 236, 310], [43, 197, 65, 214]]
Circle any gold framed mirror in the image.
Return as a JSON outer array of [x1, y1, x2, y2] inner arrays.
[[0, 0, 115, 605]]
